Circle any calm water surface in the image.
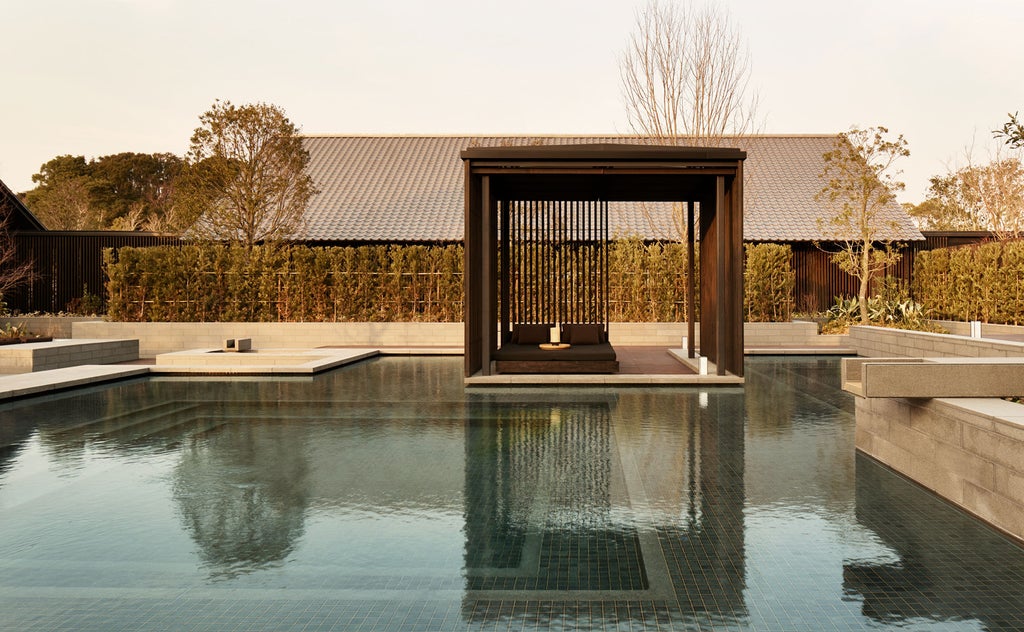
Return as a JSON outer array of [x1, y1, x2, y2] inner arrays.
[[1, 356, 1022, 631]]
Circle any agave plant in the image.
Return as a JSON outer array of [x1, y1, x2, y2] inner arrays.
[[0, 323, 27, 339], [827, 296, 860, 321]]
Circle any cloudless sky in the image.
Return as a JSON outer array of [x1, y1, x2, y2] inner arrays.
[[2, 0, 1022, 202]]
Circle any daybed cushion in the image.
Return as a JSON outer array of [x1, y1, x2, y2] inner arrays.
[[512, 323, 553, 344], [493, 342, 617, 362], [562, 323, 605, 345]]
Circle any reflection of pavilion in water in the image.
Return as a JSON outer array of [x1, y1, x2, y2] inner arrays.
[[462, 391, 747, 626]]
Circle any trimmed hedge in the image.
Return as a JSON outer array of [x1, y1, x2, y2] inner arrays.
[[105, 244, 464, 322], [744, 243, 795, 322], [608, 238, 697, 322], [913, 240, 1024, 324], [105, 240, 795, 323]]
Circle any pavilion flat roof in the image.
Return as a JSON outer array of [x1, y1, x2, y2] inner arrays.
[[460, 143, 746, 162]]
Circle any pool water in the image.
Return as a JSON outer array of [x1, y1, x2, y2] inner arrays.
[[1, 356, 1023, 631]]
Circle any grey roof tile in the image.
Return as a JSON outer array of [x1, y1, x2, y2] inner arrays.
[[299, 135, 923, 243]]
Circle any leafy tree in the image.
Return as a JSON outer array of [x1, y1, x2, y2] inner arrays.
[[816, 126, 909, 325], [176, 100, 316, 247], [910, 154, 1024, 239], [905, 174, 985, 231], [91, 152, 183, 230], [21, 152, 184, 231], [21, 155, 97, 230], [994, 111, 1024, 149]]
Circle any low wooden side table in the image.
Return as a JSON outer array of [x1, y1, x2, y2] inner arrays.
[[538, 343, 571, 350]]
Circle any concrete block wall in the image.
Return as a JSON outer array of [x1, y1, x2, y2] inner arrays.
[[849, 325, 1024, 359], [74, 321, 839, 357], [0, 339, 138, 374], [0, 317, 98, 338], [856, 395, 1024, 542], [609, 321, 836, 347], [73, 322, 464, 357], [744, 321, 847, 347], [608, 322, 692, 346]]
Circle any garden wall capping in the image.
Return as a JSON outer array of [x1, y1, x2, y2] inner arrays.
[[71, 321, 465, 357], [929, 320, 1024, 338], [843, 357, 1024, 398], [849, 325, 1024, 359]]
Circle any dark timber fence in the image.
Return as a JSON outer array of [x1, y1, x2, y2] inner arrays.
[[788, 232, 996, 313], [5, 230, 999, 316], [8, 232, 181, 313], [790, 243, 914, 313]]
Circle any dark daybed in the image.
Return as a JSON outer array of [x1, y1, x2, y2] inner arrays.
[[493, 323, 619, 374]]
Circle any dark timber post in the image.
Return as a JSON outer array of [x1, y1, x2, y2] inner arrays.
[[686, 200, 696, 359], [481, 176, 496, 375], [715, 176, 728, 376], [463, 164, 481, 376], [727, 164, 745, 376]]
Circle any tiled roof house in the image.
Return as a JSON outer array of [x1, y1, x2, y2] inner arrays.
[[300, 135, 923, 243]]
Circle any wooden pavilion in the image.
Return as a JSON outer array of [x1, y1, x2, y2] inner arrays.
[[461, 144, 746, 379]]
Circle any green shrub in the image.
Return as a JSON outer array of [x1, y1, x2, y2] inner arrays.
[[744, 243, 795, 322], [65, 284, 104, 315], [607, 237, 696, 321], [105, 239, 794, 324], [914, 241, 1024, 325], [105, 243, 467, 323]]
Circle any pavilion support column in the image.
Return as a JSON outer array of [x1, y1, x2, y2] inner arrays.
[[725, 166, 745, 377], [729, 164, 745, 376], [463, 167, 483, 377], [698, 191, 717, 369], [686, 200, 696, 359], [480, 177, 497, 375], [715, 176, 728, 376]]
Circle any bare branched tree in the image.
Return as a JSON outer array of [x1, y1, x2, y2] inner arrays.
[[621, 0, 759, 147], [0, 203, 36, 309], [620, 0, 759, 240]]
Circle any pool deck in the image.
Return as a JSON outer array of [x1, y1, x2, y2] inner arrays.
[[0, 343, 854, 401], [0, 365, 152, 401]]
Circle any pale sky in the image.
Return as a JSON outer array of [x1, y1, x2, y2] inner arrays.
[[2, 0, 1022, 202]]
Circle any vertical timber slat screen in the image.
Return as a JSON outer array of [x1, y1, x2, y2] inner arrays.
[[789, 243, 915, 313], [504, 199, 609, 330], [9, 232, 181, 313]]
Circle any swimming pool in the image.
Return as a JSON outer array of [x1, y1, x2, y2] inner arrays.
[[1, 356, 1022, 631]]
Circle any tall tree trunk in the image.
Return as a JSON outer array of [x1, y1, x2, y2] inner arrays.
[[859, 244, 871, 324]]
